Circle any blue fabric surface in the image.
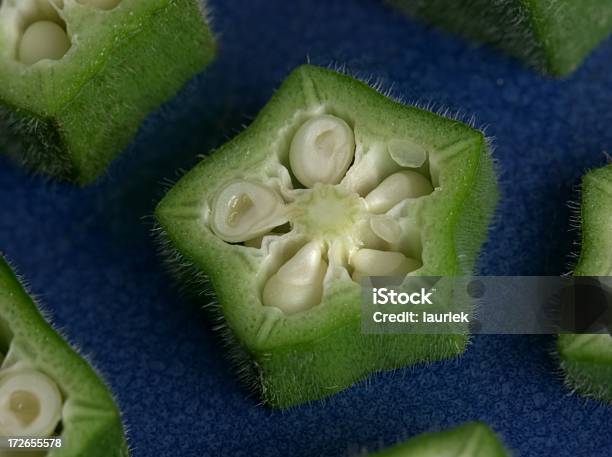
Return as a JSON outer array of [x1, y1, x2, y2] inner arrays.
[[1, 0, 612, 455]]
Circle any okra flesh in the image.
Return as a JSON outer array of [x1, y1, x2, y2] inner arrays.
[[156, 65, 499, 408], [0, 256, 128, 457], [391, 0, 612, 76], [558, 165, 612, 402], [0, 0, 215, 184], [368, 422, 508, 456]]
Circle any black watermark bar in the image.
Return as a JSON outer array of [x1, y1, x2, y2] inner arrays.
[[360, 276, 612, 334]]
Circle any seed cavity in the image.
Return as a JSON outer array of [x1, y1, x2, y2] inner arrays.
[[18, 20, 70, 65], [365, 170, 433, 213], [77, 0, 122, 10], [289, 115, 355, 188], [0, 0, 72, 64], [350, 249, 421, 281], [211, 180, 288, 243], [262, 241, 327, 315], [244, 235, 266, 249], [0, 369, 62, 437]]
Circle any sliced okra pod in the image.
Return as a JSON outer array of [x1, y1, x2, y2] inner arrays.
[[390, 0, 612, 76], [558, 164, 612, 402], [156, 65, 499, 408], [0, 255, 128, 456], [0, 0, 216, 184], [367, 422, 509, 456]]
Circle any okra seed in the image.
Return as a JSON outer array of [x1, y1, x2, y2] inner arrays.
[[78, 0, 122, 9], [18, 21, 70, 65], [350, 248, 420, 279], [262, 241, 327, 314], [289, 115, 355, 188], [365, 170, 433, 213], [356, 220, 387, 250], [369, 215, 401, 244], [211, 181, 287, 243], [226, 193, 254, 227], [387, 138, 428, 168], [0, 370, 62, 437], [10, 390, 40, 426]]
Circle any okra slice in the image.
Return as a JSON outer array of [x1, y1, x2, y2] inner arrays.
[[0, 0, 215, 185], [155, 65, 499, 408], [0, 255, 128, 456], [368, 422, 509, 456], [558, 164, 612, 402], [390, 0, 612, 76]]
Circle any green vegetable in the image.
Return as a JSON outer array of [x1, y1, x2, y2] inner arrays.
[[0, 255, 128, 456], [0, 0, 216, 185], [390, 0, 612, 76], [558, 164, 612, 402], [155, 64, 499, 408], [368, 422, 509, 456]]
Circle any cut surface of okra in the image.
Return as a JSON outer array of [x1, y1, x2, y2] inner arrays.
[[156, 65, 499, 408], [368, 422, 509, 456], [558, 164, 612, 403], [0, 0, 215, 184], [391, 0, 612, 76], [0, 255, 128, 456]]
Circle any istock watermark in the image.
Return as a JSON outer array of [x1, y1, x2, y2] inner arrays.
[[361, 276, 612, 335], [371, 286, 469, 325], [372, 287, 434, 305]]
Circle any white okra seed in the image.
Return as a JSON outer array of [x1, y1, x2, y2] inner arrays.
[[78, 0, 122, 10], [262, 241, 327, 314], [0, 369, 62, 437], [18, 21, 70, 65], [211, 180, 287, 243], [350, 248, 420, 279], [356, 222, 384, 250], [369, 215, 401, 244], [289, 114, 355, 188], [387, 138, 428, 168], [365, 170, 433, 213]]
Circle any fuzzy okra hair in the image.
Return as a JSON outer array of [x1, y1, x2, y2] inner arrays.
[[156, 65, 498, 408], [0, 256, 128, 457], [390, 0, 612, 76], [558, 164, 612, 403], [368, 422, 508, 456], [0, 0, 215, 185]]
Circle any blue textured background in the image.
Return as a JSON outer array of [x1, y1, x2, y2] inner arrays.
[[1, 1, 611, 455]]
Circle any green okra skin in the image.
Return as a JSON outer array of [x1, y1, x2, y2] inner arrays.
[[390, 0, 612, 77], [368, 422, 509, 456], [0, 0, 216, 185], [156, 64, 499, 408], [0, 255, 129, 456], [558, 164, 612, 403]]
